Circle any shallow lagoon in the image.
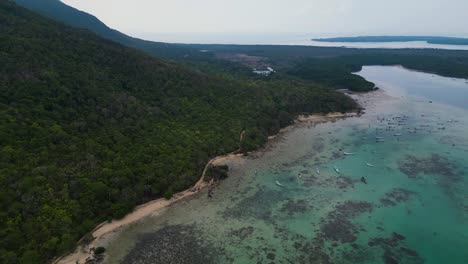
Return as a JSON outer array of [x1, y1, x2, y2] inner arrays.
[[103, 66, 468, 264]]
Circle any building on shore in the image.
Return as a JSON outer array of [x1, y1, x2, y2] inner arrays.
[[253, 67, 275, 76]]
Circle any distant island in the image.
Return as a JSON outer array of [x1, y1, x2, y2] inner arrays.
[[312, 36, 468, 46]]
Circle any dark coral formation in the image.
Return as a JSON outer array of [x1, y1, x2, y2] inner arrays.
[[380, 188, 417, 207], [291, 236, 332, 264], [320, 201, 373, 243], [398, 154, 462, 196], [368, 232, 424, 264], [279, 199, 311, 216], [222, 188, 284, 221], [368, 232, 406, 247], [122, 225, 221, 264], [335, 176, 356, 189], [302, 174, 356, 190], [312, 141, 325, 152], [228, 226, 255, 240], [380, 198, 397, 207], [302, 175, 320, 187], [398, 154, 459, 180]]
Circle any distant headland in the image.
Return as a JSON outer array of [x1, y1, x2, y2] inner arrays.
[[312, 36, 468, 46]]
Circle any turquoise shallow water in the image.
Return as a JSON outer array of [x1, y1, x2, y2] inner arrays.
[[103, 66, 468, 264]]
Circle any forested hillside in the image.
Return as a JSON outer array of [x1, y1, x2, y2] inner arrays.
[[0, 2, 357, 263], [13, 0, 468, 90], [13, 0, 210, 61]]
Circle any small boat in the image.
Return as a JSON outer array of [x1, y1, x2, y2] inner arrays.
[[343, 152, 355, 155], [316, 168, 320, 175], [376, 139, 386, 143], [361, 177, 368, 184], [394, 134, 402, 136], [366, 163, 375, 167], [276, 181, 284, 187], [334, 166, 340, 174]]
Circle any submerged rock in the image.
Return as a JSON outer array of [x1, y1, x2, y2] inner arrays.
[[320, 201, 373, 243], [368, 232, 423, 264], [122, 225, 221, 264], [380, 188, 417, 207], [398, 154, 459, 180]]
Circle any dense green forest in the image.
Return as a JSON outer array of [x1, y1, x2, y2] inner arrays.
[[285, 54, 468, 91], [5, 1, 468, 263], [16, 0, 468, 92], [0, 2, 358, 263], [313, 36, 468, 45], [191, 44, 468, 91]]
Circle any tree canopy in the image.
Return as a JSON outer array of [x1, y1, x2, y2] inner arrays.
[[0, 2, 357, 263]]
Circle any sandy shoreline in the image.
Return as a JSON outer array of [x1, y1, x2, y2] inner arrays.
[[54, 109, 363, 264], [297, 111, 358, 122], [54, 151, 246, 264]]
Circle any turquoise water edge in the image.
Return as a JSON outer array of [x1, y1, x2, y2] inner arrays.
[[103, 66, 468, 264]]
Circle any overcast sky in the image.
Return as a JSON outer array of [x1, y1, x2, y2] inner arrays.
[[62, 0, 468, 42]]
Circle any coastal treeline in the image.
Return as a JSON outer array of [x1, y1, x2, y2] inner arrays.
[[0, 2, 357, 263], [191, 44, 468, 90], [286, 54, 468, 91]]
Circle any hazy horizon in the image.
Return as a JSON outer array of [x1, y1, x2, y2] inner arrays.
[[61, 0, 468, 43]]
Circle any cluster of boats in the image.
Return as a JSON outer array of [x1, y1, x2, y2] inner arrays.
[[274, 113, 458, 188], [371, 114, 457, 142]]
